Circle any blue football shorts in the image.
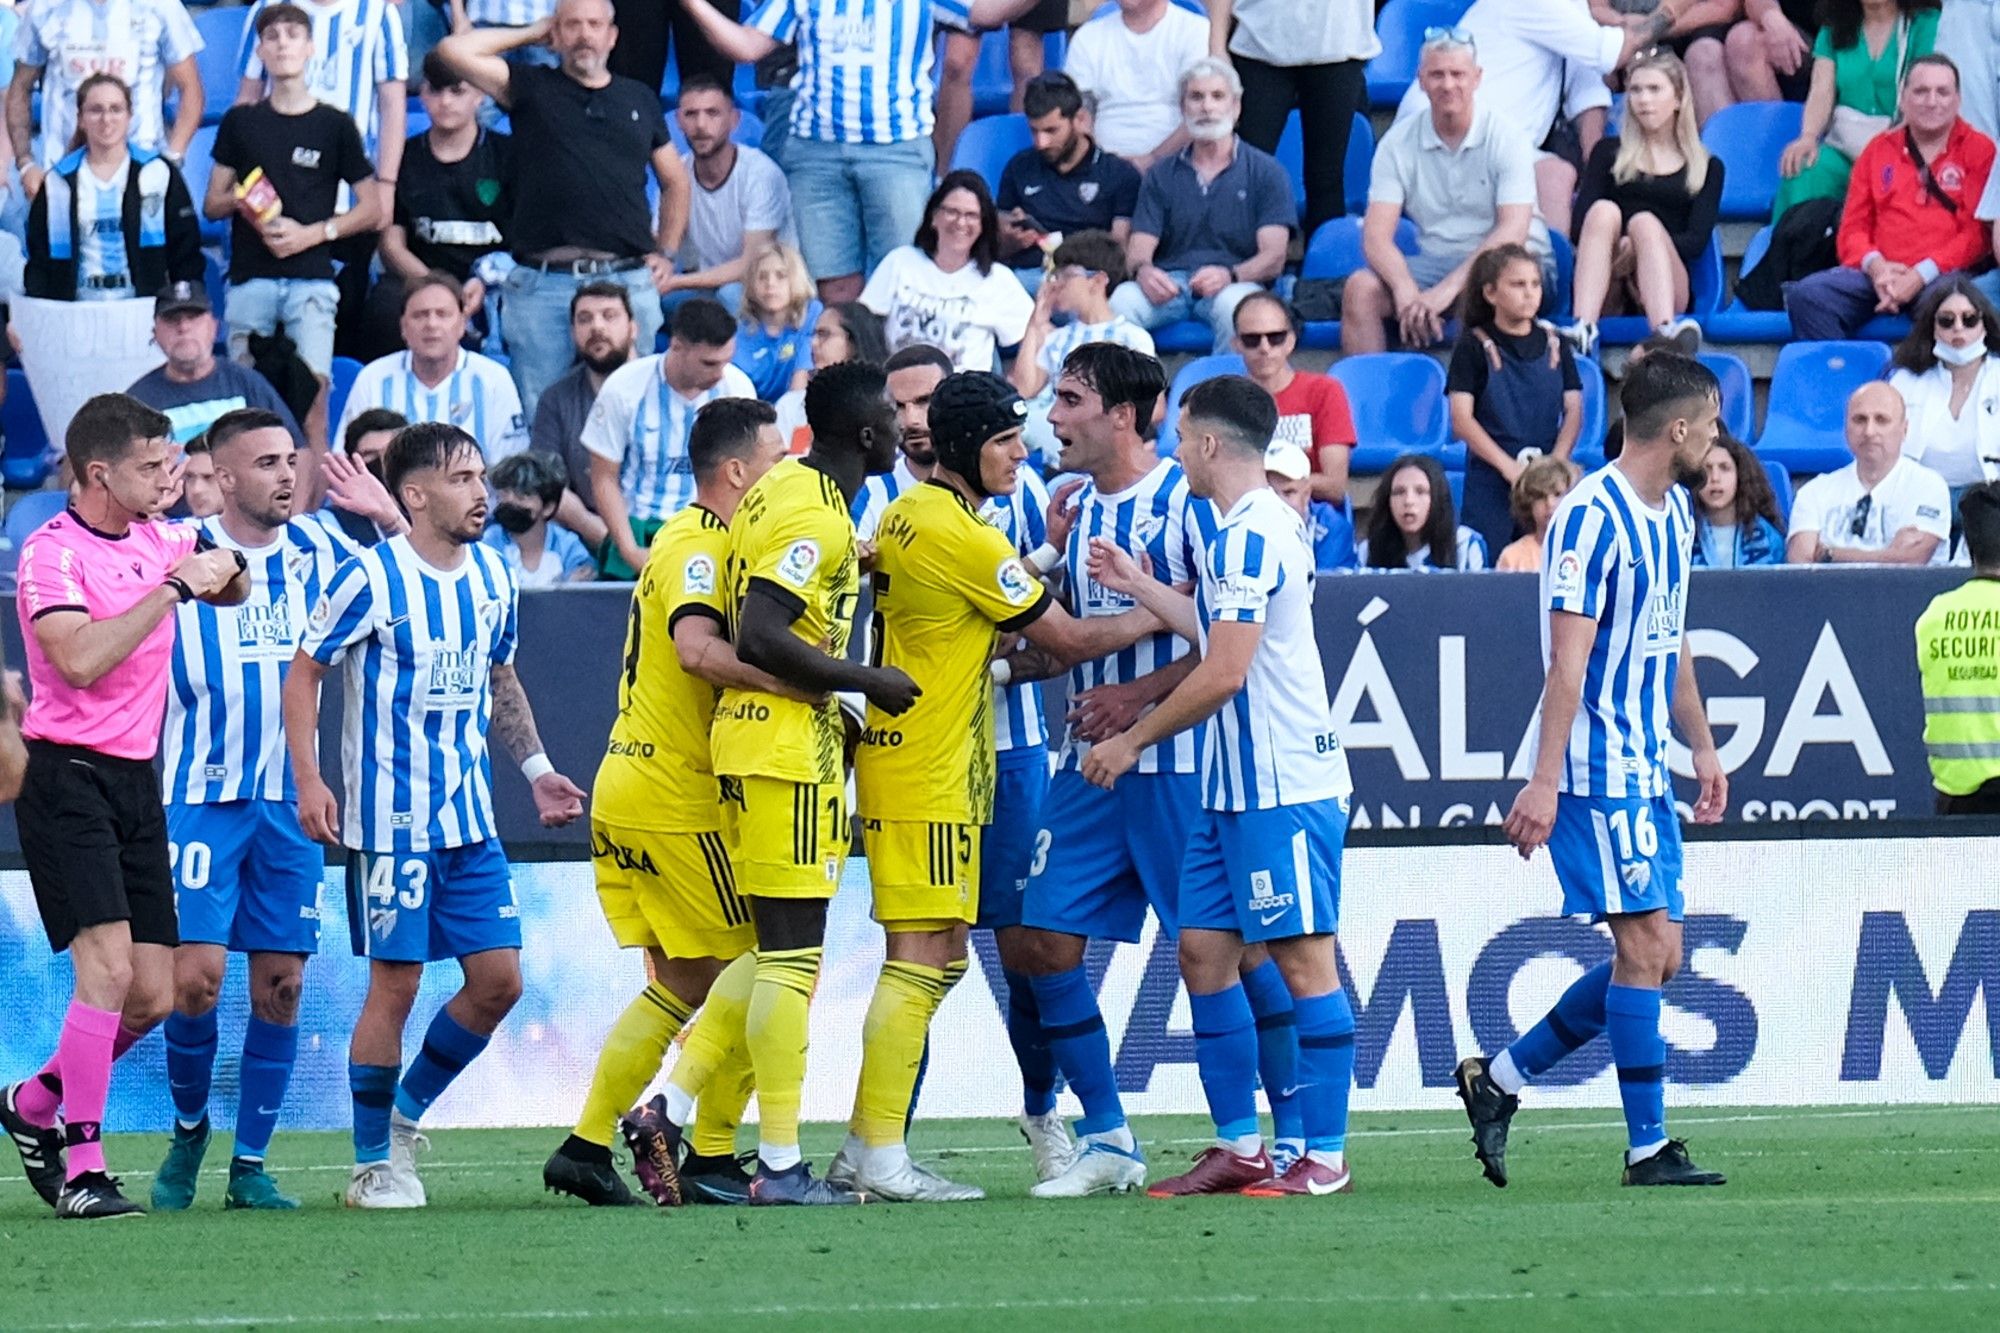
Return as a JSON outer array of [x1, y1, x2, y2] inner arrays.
[[1178, 796, 1348, 943], [1547, 791, 1684, 921], [345, 839, 522, 963], [976, 747, 1050, 931], [1021, 768, 1199, 943], [168, 800, 325, 954]]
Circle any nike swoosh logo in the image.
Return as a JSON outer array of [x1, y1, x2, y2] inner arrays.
[[1259, 910, 1287, 926], [384, 614, 412, 629], [1306, 1175, 1347, 1195], [1625, 554, 1644, 568], [1022, 185, 1042, 194], [1276, 1085, 1301, 1099], [257, 1106, 282, 1116]]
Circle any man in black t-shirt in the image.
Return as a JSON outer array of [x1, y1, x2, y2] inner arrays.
[[996, 72, 1141, 293], [204, 2, 378, 460], [435, 0, 691, 419], [365, 51, 513, 359]]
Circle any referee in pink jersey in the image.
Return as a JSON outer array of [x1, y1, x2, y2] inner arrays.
[[1, 395, 250, 1219]]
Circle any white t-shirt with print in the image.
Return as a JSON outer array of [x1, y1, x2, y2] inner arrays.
[[1788, 455, 1952, 563], [1062, 5, 1210, 159], [859, 246, 1034, 373]]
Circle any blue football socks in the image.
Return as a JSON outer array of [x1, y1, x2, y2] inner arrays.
[[1606, 984, 1668, 1158], [350, 1063, 398, 1165], [1030, 967, 1127, 1138], [1003, 967, 1060, 1118], [163, 1008, 219, 1130], [1505, 961, 1612, 1083], [233, 1017, 298, 1162], [394, 1009, 492, 1123], [1240, 958, 1303, 1152], [1293, 989, 1356, 1160], [1188, 984, 1261, 1150]]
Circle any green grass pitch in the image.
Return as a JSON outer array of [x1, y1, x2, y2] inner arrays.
[[1, 1105, 1995, 1331]]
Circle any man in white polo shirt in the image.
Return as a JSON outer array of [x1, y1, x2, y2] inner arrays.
[[583, 295, 755, 577], [1787, 382, 1951, 567], [336, 272, 529, 460], [1346, 32, 1550, 355]]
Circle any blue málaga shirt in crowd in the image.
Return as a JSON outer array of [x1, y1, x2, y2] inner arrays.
[[747, 0, 973, 144]]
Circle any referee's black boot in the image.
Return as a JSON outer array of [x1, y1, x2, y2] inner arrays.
[[55, 1171, 143, 1220]]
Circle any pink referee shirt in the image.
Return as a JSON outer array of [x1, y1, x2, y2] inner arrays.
[[16, 508, 199, 761]]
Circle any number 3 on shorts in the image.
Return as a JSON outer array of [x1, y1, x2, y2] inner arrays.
[[1606, 806, 1659, 861], [364, 855, 429, 910], [1028, 828, 1052, 879]]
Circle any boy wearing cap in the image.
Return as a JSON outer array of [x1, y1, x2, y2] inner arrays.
[[1265, 441, 1355, 574], [829, 371, 1158, 1203]]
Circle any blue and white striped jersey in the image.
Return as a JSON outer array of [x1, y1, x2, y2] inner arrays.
[[980, 464, 1050, 754], [237, 0, 408, 154], [298, 536, 521, 853], [581, 355, 758, 523], [164, 514, 360, 805], [16, 0, 202, 165], [1195, 488, 1350, 813], [851, 455, 923, 541], [465, 0, 554, 27], [747, 0, 971, 145], [1536, 465, 1693, 799], [1058, 457, 1216, 775], [335, 349, 528, 462]]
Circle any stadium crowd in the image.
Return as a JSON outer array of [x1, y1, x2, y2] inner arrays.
[[0, 0, 1991, 583]]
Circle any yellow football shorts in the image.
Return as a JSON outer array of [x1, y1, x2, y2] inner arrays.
[[862, 818, 981, 926], [722, 775, 849, 899], [591, 818, 755, 958]]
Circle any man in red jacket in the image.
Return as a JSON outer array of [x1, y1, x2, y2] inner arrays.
[[1786, 55, 1996, 342]]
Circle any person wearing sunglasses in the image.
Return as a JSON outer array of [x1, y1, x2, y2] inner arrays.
[[1231, 291, 1356, 505], [1787, 381, 1951, 564], [1890, 277, 2000, 517], [1785, 53, 1996, 342]]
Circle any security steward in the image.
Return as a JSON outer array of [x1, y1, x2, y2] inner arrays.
[[1916, 482, 2000, 814]]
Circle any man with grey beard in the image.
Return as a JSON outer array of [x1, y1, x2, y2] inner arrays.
[[1108, 57, 1296, 354]]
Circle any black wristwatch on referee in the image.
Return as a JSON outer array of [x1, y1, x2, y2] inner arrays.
[[165, 576, 195, 603]]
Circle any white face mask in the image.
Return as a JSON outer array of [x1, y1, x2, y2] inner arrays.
[[1935, 339, 1987, 368]]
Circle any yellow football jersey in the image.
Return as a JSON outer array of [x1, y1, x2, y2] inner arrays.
[[710, 458, 860, 786], [593, 505, 732, 833], [855, 481, 1051, 824]]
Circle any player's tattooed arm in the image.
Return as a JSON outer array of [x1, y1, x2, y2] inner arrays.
[[995, 642, 1069, 685], [490, 663, 548, 764]]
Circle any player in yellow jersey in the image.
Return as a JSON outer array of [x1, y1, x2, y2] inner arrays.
[[633, 361, 920, 1207], [542, 400, 792, 1208], [825, 372, 1163, 1202]]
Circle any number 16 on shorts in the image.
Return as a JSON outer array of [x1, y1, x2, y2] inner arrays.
[[1549, 793, 1685, 921]]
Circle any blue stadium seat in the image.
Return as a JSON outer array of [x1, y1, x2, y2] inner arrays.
[[1150, 321, 1219, 354], [182, 124, 227, 248], [1699, 351, 1755, 441], [1328, 352, 1448, 474], [1755, 341, 1891, 476], [193, 6, 248, 127], [1446, 469, 1464, 514], [1156, 353, 1245, 457], [328, 356, 364, 433], [1706, 226, 1913, 343], [407, 104, 430, 137], [203, 251, 228, 335], [1571, 355, 1608, 468], [1701, 101, 1803, 221], [1297, 216, 1418, 349], [1366, 0, 1473, 108], [1760, 457, 1795, 526], [2, 370, 50, 491], [1545, 229, 1573, 321], [1272, 111, 1373, 221], [948, 113, 1030, 185], [1591, 234, 1724, 346], [4, 488, 64, 545]]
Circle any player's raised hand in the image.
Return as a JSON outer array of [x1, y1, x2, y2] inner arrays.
[[1044, 477, 1085, 551], [297, 773, 342, 845], [171, 548, 240, 597], [1086, 537, 1150, 594], [1502, 778, 1558, 861], [1689, 745, 1729, 825], [531, 770, 587, 828], [322, 451, 403, 528], [863, 665, 922, 716], [1080, 733, 1139, 791]]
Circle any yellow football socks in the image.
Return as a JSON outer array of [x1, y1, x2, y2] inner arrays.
[[667, 953, 756, 1105], [851, 960, 951, 1149], [746, 947, 823, 1161], [573, 980, 693, 1147], [688, 1041, 756, 1159]]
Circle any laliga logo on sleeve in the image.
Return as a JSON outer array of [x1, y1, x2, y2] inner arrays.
[[684, 553, 716, 596], [777, 539, 820, 588], [1551, 550, 1583, 600], [996, 557, 1036, 605]]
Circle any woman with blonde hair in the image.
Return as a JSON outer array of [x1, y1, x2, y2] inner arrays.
[[733, 243, 820, 402], [1563, 49, 1726, 359], [1494, 455, 1583, 572]]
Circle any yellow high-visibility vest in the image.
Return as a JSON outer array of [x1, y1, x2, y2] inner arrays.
[[1915, 576, 2000, 796]]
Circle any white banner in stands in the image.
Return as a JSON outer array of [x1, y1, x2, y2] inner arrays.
[[9, 295, 165, 455], [1, 838, 1992, 1135]]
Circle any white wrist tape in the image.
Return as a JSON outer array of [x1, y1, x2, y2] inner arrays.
[[521, 753, 554, 782]]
